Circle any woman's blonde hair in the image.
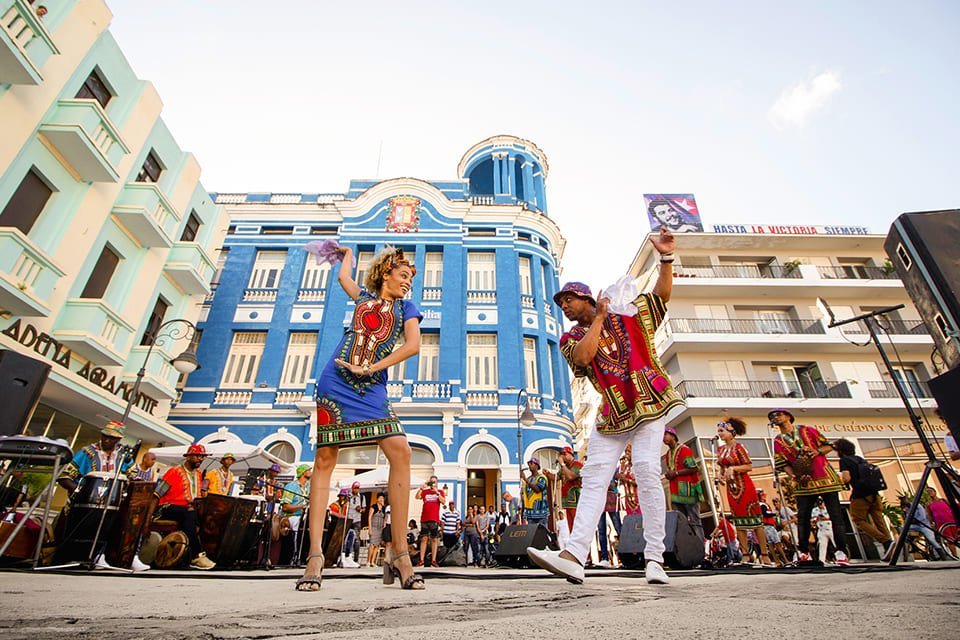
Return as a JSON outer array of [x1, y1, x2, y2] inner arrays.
[[363, 246, 417, 293]]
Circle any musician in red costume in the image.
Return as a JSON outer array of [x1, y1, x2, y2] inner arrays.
[[154, 443, 215, 570]]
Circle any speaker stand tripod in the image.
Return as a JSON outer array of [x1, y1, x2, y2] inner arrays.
[[826, 303, 960, 566]]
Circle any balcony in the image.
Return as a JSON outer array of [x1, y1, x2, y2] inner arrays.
[[816, 266, 898, 281], [297, 288, 326, 302], [386, 381, 461, 402], [38, 99, 129, 183], [111, 183, 180, 248], [521, 294, 535, 309], [122, 345, 179, 400], [243, 288, 277, 302], [836, 319, 928, 336], [0, 0, 58, 85], [213, 391, 251, 406], [275, 390, 306, 405], [0, 229, 65, 316], [866, 380, 932, 399], [422, 287, 442, 302], [466, 290, 496, 304], [52, 299, 134, 365], [465, 390, 499, 407], [676, 264, 801, 279], [670, 317, 825, 335], [163, 242, 215, 295], [674, 379, 852, 400]]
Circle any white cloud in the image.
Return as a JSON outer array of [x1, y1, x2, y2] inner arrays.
[[768, 71, 843, 128]]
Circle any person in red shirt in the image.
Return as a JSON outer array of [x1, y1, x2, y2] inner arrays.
[[557, 446, 583, 532], [415, 475, 444, 567], [153, 443, 214, 570]]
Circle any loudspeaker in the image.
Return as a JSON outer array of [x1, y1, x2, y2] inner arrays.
[[0, 349, 50, 436], [494, 524, 556, 568], [929, 366, 960, 444], [884, 210, 960, 370], [618, 511, 705, 569]]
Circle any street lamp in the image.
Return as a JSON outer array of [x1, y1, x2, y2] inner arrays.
[[121, 318, 200, 423], [516, 388, 536, 518]]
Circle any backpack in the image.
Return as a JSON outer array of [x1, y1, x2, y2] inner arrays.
[[855, 458, 887, 494]]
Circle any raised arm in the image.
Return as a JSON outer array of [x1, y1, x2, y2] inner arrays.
[[337, 246, 362, 300], [649, 227, 676, 302]]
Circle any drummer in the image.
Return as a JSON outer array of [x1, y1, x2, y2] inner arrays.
[[280, 464, 312, 563], [58, 420, 135, 493], [205, 453, 236, 496], [153, 443, 215, 570]]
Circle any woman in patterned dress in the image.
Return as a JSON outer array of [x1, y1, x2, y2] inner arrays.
[[716, 417, 773, 566], [297, 246, 424, 591]]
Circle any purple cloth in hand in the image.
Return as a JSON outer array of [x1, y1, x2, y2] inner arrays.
[[305, 240, 354, 267]]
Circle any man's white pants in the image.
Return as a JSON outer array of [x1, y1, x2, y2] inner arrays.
[[817, 526, 835, 564], [565, 406, 683, 565]]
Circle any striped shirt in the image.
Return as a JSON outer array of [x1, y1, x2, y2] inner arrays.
[[442, 509, 461, 535]]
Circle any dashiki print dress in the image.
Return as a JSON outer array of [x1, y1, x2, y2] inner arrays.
[[314, 290, 422, 447], [718, 441, 762, 528]]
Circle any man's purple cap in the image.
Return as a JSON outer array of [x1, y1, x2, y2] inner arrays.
[[553, 282, 596, 306], [664, 426, 678, 437], [527, 457, 540, 467], [269, 463, 281, 473]]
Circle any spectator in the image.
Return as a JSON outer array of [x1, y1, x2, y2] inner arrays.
[[926, 487, 957, 557], [484, 505, 499, 566], [501, 491, 522, 524], [898, 495, 946, 560], [520, 458, 549, 527], [811, 497, 844, 565], [772, 497, 798, 557], [367, 494, 386, 567], [462, 506, 482, 567], [759, 492, 788, 566], [834, 438, 894, 561], [596, 470, 622, 568], [415, 476, 444, 567], [441, 501, 461, 549], [496, 502, 512, 536], [476, 504, 497, 567]]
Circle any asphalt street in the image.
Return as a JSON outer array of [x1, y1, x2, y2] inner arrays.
[[0, 563, 957, 640]]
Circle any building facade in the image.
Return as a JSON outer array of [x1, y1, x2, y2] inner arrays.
[[169, 135, 575, 510], [625, 226, 953, 559], [1, 0, 227, 449]]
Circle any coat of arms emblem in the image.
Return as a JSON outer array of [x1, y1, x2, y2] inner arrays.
[[386, 196, 422, 233]]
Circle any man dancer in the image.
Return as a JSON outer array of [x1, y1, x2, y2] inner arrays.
[[557, 446, 582, 532], [771, 409, 850, 565], [520, 458, 549, 528], [662, 426, 704, 541], [529, 228, 683, 585]]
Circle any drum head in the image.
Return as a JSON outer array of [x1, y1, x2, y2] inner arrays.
[[154, 531, 189, 569], [139, 531, 162, 565]]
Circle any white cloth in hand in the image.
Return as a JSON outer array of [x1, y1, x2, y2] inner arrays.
[[603, 275, 639, 317]]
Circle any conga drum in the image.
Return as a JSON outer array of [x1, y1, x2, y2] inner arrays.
[[154, 531, 189, 568], [322, 514, 352, 568], [106, 481, 155, 568]]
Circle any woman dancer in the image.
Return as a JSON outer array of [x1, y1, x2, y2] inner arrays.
[[716, 417, 773, 566], [297, 245, 423, 591]]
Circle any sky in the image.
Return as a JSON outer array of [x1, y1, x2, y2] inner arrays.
[[105, 1, 959, 288]]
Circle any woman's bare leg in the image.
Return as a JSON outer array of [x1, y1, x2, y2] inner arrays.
[[380, 436, 422, 587], [298, 444, 338, 590]]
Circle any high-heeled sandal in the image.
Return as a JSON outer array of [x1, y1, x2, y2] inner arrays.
[[295, 553, 325, 591], [383, 551, 425, 589]]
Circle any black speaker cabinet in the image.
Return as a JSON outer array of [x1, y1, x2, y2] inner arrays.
[[494, 524, 556, 568], [0, 349, 50, 436], [884, 210, 960, 370], [929, 366, 960, 445], [618, 511, 705, 569]]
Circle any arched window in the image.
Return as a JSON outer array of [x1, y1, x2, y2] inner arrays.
[[266, 440, 296, 463], [533, 447, 560, 470], [465, 443, 501, 467], [410, 446, 435, 467]]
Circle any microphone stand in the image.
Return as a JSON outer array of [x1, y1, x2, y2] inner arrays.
[[84, 441, 138, 569], [768, 423, 794, 565], [709, 436, 734, 567], [825, 303, 960, 565]]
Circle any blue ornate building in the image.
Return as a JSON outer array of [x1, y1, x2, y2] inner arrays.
[[169, 135, 575, 509]]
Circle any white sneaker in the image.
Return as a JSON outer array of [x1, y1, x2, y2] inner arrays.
[[131, 556, 151, 573], [340, 555, 360, 568], [645, 560, 670, 585], [834, 550, 850, 566], [94, 553, 114, 570], [597, 559, 611, 568], [527, 547, 584, 584]]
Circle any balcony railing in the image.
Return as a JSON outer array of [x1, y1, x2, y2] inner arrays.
[[675, 379, 851, 400], [816, 266, 899, 280], [669, 317, 825, 335], [466, 290, 497, 304], [275, 391, 306, 405], [471, 195, 494, 205], [164, 242, 215, 295], [836, 319, 928, 336], [297, 288, 326, 302], [1, 0, 58, 85], [465, 390, 499, 407], [214, 391, 252, 405], [674, 264, 802, 279], [412, 382, 453, 399], [866, 380, 932, 399], [521, 294, 535, 309], [422, 287, 442, 301], [0, 229, 64, 316], [52, 299, 134, 365], [38, 99, 129, 182], [243, 288, 277, 302]]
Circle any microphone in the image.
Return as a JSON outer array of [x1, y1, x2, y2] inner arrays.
[[709, 435, 719, 443]]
